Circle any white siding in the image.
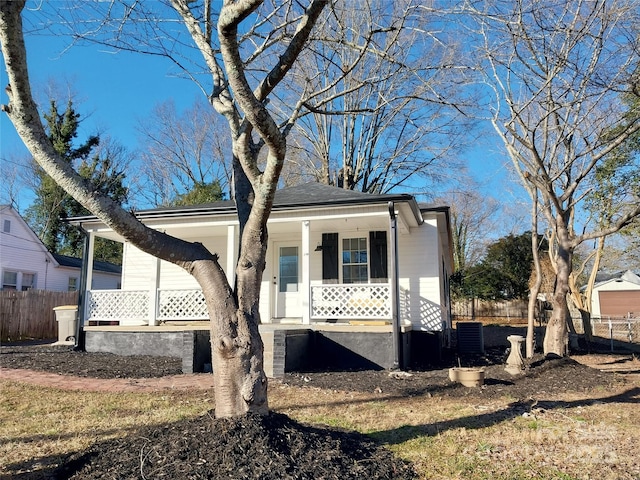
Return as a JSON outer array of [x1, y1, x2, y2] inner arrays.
[[46, 267, 76, 292], [159, 261, 199, 289], [122, 236, 230, 291], [91, 272, 121, 290], [121, 243, 157, 290], [52, 266, 120, 291], [1, 206, 123, 292], [1, 207, 56, 290], [397, 217, 444, 331]]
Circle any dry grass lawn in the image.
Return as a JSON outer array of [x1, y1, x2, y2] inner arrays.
[[2, 371, 639, 480]]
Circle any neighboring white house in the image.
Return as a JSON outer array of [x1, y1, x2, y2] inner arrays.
[[0, 205, 121, 292], [590, 270, 640, 318]]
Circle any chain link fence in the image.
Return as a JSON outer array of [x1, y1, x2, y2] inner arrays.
[[571, 315, 640, 352]]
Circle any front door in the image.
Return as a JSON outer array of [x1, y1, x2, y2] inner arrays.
[[274, 243, 302, 318]]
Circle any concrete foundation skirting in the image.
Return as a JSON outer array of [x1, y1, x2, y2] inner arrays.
[[85, 326, 443, 377], [85, 331, 185, 358]]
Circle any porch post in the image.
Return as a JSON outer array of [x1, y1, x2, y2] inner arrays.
[[388, 202, 401, 370], [85, 232, 95, 292], [226, 225, 236, 286], [75, 227, 91, 350], [149, 257, 161, 326], [301, 220, 310, 324]]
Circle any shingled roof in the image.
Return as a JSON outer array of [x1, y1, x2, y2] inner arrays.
[[52, 254, 122, 275], [69, 182, 422, 223]]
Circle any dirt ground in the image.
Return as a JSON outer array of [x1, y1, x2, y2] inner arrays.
[[2, 341, 639, 479]]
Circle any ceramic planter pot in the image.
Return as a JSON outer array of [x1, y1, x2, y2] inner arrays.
[[449, 367, 485, 387]]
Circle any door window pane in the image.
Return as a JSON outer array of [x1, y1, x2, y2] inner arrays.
[[279, 247, 298, 293]]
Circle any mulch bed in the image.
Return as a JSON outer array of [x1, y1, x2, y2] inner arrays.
[[1, 343, 183, 378], [56, 412, 415, 480], [1, 342, 631, 479]]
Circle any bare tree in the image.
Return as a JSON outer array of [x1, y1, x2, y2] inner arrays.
[[1, 0, 330, 418], [470, 0, 640, 356], [286, 0, 473, 194], [136, 98, 231, 206], [443, 189, 500, 274], [0, 153, 25, 209]]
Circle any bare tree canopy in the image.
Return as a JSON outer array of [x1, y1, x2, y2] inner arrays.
[[0, 0, 331, 417], [135, 98, 231, 206], [285, 0, 475, 194], [468, 0, 640, 355]]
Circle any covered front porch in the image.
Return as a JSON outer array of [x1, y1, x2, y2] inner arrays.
[[77, 193, 417, 329]]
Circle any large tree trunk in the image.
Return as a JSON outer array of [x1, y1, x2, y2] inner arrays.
[[543, 226, 573, 356], [192, 258, 268, 418], [526, 193, 541, 358]]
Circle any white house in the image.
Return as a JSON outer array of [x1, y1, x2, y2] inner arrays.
[[590, 270, 640, 318], [69, 184, 454, 373], [0, 205, 121, 292]]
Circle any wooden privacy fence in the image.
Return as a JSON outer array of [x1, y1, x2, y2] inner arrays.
[[0, 290, 79, 342], [452, 298, 529, 321]]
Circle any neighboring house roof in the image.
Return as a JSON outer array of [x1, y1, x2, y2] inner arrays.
[[52, 253, 122, 275], [592, 270, 640, 289], [69, 183, 425, 224]]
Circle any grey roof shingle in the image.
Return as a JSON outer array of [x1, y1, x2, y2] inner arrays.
[[52, 253, 122, 275]]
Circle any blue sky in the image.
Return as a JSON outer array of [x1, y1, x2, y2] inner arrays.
[[1, 32, 202, 164], [0, 6, 523, 233]]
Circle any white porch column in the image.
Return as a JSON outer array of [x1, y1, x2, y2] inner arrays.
[[301, 220, 310, 324], [149, 257, 161, 326], [85, 232, 95, 291], [226, 224, 236, 286]]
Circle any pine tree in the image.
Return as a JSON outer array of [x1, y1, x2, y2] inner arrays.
[[25, 100, 127, 264]]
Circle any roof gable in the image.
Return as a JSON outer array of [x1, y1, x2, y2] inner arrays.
[[593, 270, 640, 289], [0, 205, 59, 266]]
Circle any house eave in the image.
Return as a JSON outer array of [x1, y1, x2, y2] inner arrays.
[[68, 192, 423, 228]]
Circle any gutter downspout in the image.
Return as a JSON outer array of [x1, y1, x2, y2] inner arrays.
[[74, 225, 90, 351], [388, 202, 401, 370]]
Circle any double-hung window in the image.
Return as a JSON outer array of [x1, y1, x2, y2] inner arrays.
[[342, 237, 368, 284], [21, 273, 35, 291], [2, 271, 17, 290]]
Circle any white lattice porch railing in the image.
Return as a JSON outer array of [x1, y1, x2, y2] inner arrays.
[[157, 289, 209, 321], [310, 284, 392, 320], [86, 290, 150, 322]]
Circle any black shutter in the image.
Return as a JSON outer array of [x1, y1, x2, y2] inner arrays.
[[369, 231, 388, 280], [322, 233, 338, 282]]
